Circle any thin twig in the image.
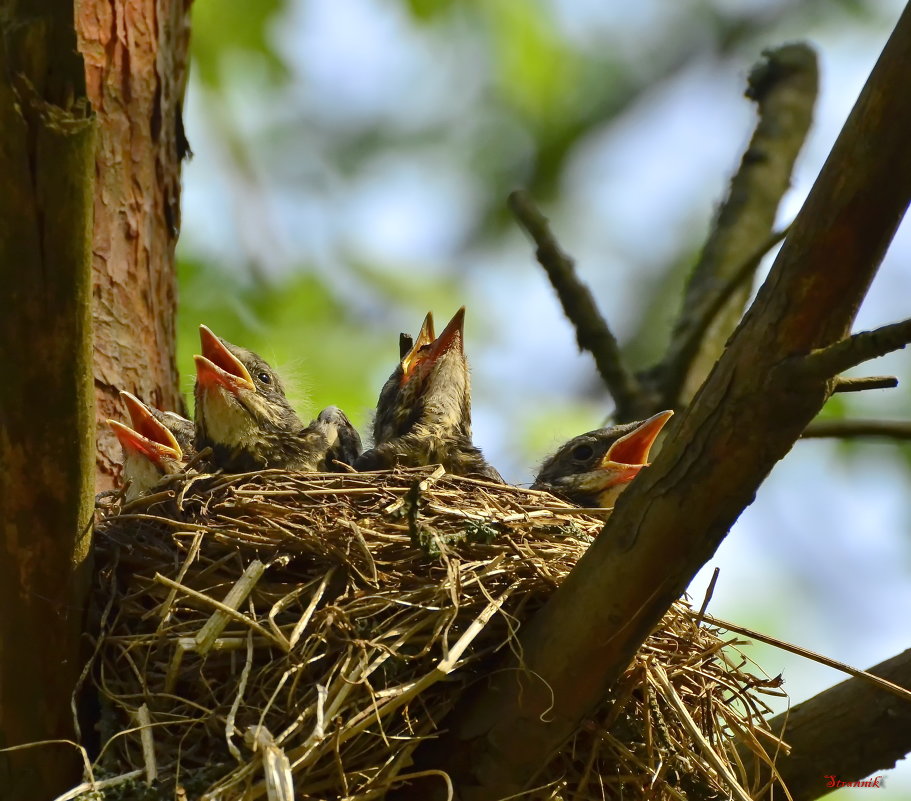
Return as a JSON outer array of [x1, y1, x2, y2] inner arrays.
[[801, 419, 911, 440], [136, 704, 157, 784], [801, 317, 911, 380], [508, 189, 646, 419], [697, 613, 911, 705], [195, 560, 269, 653], [52, 771, 145, 801], [832, 375, 898, 393], [695, 567, 720, 626], [389, 769, 454, 801], [153, 573, 288, 652]]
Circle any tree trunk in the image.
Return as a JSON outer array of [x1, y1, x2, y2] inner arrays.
[[0, 1, 190, 798], [0, 4, 95, 799], [77, 0, 192, 491]]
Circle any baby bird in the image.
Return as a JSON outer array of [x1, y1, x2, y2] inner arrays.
[[357, 308, 503, 481], [108, 391, 193, 500], [532, 410, 674, 508], [193, 325, 361, 472], [313, 405, 363, 471]]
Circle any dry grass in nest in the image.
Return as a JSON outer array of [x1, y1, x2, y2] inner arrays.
[[81, 466, 788, 800]]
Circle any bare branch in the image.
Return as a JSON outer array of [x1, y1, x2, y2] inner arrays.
[[508, 189, 648, 420], [801, 318, 911, 380], [832, 375, 898, 393], [740, 648, 911, 801], [656, 44, 817, 409], [424, 6, 911, 794], [802, 419, 911, 440]]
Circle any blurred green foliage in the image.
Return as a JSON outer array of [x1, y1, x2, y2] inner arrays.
[[176, 2, 911, 797], [487, 3, 585, 125], [191, 0, 287, 87], [179, 0, 906, 470], [177, 257, 389, 431]]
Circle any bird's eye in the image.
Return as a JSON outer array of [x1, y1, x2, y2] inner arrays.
[[571, 444, 594, 462], [257, 371, 271, 384]]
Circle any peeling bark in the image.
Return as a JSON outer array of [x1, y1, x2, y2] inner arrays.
[[76, 0, 192, 490], [0, 2, 191, 797]]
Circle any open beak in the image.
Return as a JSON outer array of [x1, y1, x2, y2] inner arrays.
[[119, 391, 183, 455], [400, 307, 465, 385], [400, 311, 436, 380], [195, 324, 255, 393], [428, 306, 465, 361], [599, 410, 675, 487], [108, 410, 182, 466]]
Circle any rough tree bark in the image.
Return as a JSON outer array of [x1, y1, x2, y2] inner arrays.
[[0, 4, 95, 799], [0, 1, 190, 799], [77, 0, 192, 491], [419, 4, 911, 797], [3, 1, 908, 798]]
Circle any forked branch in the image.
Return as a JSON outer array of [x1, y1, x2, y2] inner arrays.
[[424, 5, 911, 796], [657, 43, 818, 409]]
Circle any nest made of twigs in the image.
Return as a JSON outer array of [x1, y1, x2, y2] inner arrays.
[[81, 466, 788, 801]]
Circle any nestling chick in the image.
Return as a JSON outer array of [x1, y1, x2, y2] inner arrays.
[[194, 325, 361, 472], [532, 410, 674, 508], [309, 405, 363, 471], [108, 391, 193, 501], [357, 308, 503, 481]]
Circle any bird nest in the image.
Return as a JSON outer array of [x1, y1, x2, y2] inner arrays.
[[83, 466, 788, 800]]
